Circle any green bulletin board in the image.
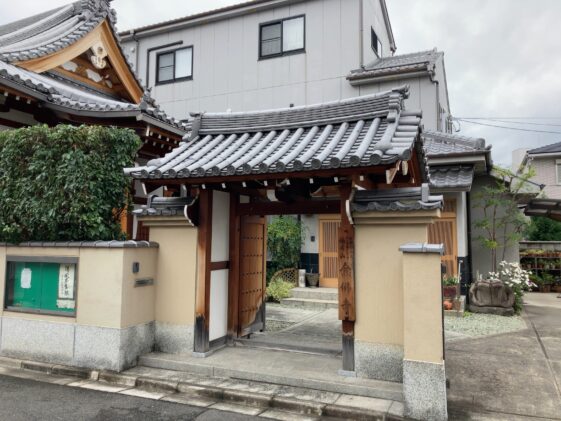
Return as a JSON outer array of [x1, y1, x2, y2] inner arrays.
[[6, 261, 77, 315]]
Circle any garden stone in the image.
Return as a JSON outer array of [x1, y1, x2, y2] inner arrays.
[[469, 280, 515, 315]]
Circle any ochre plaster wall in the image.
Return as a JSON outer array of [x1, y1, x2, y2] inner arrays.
[[147, 223, 198, 326], [402, 252, 444, 363]]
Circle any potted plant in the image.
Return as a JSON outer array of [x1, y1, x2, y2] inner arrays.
[[541, 273, 554, 293], [442, 275, 459, 299], [529, 274, 541, 292], [306, 272, 319, 288]]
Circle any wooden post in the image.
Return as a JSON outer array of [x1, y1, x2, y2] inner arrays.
[[339, 184, 356, 372], [194, 189, 212, 354], [227, 193, 241, 339]]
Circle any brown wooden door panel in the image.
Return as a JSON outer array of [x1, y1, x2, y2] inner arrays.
[[319, 216, 341, 288], [238, 215, 267, 337]]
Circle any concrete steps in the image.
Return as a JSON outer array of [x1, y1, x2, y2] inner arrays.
[[280, 287, 338, 310]]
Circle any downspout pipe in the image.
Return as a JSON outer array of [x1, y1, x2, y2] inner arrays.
[[359, 0, 364, 68]]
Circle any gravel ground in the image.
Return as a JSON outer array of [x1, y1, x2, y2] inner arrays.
[[264, 320, 295, 332], [445, 312, 527, 339]]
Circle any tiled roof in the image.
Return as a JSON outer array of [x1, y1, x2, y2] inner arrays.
[[352, 184, 443, 213], [528, 141, 561, 155], [0, 60, 186, 133], [422, 130, 486, 157], [429, 165, 474, 191], [348, 49, 442, 83], [133, 196, 196, 217], [125, 86, 423, 180], [0, 0, 144, 90]]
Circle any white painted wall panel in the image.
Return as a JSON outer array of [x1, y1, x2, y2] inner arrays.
[[211, 191, 230, 262], [209, 269, 228, 341], [301, 215, 319, 254]]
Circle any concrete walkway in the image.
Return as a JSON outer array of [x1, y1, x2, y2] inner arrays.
[[243, 304, 342, 355], [446, 292, 561, 420]]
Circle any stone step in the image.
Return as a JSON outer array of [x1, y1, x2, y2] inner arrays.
[[290, 287, 339, 301], [137, 349, 404, 403], [280, 297, 338, 310]]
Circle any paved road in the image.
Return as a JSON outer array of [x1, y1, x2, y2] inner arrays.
[[446, 292, 561, 420], [0, 375, 257, 421]]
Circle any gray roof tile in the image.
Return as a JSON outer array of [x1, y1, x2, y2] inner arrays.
[[528, 141, 561, 155], [0, 60, 186, 132], [348, 49, 443, 82], [125, 86, 423, 180], [429, 165, 474, 191], [0, 0, 145, 91], [422, 130, 486, 157], [352, 184, 443, 213]]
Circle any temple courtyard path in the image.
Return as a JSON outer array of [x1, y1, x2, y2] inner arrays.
[[446, 292, 561, 420]]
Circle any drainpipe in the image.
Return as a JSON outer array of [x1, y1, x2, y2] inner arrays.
[[359, 0, 364, 68]]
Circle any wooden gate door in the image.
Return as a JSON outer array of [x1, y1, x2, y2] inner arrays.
[[319, 215, 341, 288], [428, 199, 458, 276], [238, 215, 267, 337]]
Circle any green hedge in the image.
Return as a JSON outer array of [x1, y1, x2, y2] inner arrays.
[[0, 125, 140, 243]]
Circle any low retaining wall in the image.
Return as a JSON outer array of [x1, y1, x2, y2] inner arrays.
[[0, 241, 158, 371]]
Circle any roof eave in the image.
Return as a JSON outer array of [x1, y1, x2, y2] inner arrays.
[[120, 0, 304, 41], [347, 69, 430, 86], [379, 0, 397, 53]]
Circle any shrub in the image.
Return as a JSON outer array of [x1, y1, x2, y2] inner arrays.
[[266, 279, 294, 303], [267, 216, 304, 273], [0, 125, 140, 242], [488, 261, 533, 314]]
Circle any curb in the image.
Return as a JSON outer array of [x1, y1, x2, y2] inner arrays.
[[0, 357, 402, 420]]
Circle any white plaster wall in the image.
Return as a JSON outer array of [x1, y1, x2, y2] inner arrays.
[[301, 214, 319, 254], [209, 269, 228, 341], [211, 191, 230, 262], [358, 76, 439, 131]]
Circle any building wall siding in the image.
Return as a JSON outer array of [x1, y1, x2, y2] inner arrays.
[[528, 157, 561, 199]]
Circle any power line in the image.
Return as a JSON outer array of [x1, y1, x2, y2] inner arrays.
[[456, 117, 561, 120], [461, 118, 561, 128], [455, 119, 561, 135]]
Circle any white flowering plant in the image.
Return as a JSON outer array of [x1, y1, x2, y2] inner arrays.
[[488, 261, 534, 314]]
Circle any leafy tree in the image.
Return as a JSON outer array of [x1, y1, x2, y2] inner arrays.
[[473, 166, 536, 272], [0, 125, 140, 243], [267, 216, 304, 272], [526, 216, 561, 241]]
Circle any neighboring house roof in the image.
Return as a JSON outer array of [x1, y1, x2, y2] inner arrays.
[[422, 129, 491, 192], [351, 184, 443, 213], [347, 49, 443, 85], [0, 59, 185, 135], [125, 86, 422, 180], [133, 196, 196, 217], [524, 198, 561, 222], [527, 141, 561, 155]]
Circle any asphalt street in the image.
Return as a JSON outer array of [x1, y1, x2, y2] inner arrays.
[[0, 375, 257, 421]]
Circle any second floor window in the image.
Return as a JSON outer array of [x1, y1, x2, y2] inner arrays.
[[260, 16, 305, 59], [156, 46, 193, 85], [371, 28, 382, 58], [556, 160, 561, 185]]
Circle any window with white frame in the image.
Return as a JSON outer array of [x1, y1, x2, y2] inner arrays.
[[556, 160, 561, 185], [260, 16, 305, 59], [156, 46, 193, 85], [371, 27, 383, 58]]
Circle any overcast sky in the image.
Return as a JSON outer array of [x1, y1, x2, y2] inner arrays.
[[2, 0, 561, 166]]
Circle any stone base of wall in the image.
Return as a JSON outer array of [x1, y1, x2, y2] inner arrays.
[[154, 322, 194, 354], [403, 359, 448, 421], [0, 317, 154, 372], [354, 340, 403, 382]]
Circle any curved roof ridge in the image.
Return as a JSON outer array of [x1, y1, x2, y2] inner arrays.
[[422, 129, 486, 150]]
